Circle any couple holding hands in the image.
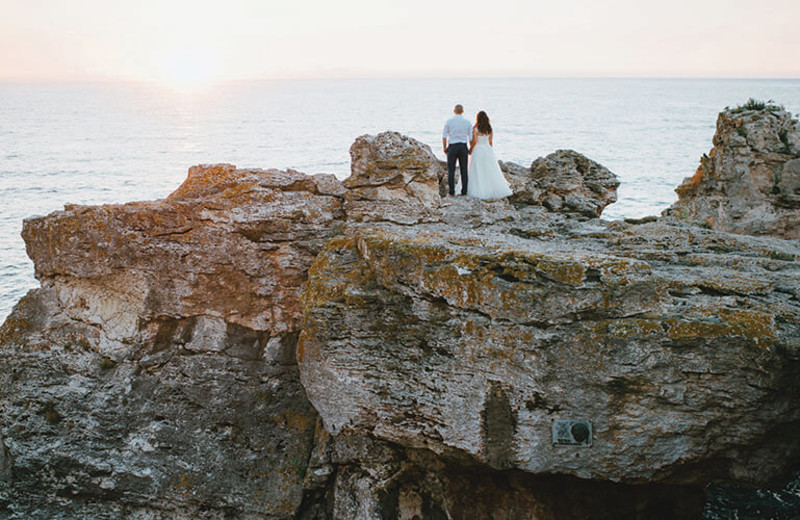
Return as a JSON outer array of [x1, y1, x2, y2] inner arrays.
[[442, 104, 513, 200]]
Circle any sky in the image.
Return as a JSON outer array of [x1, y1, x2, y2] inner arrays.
[[1, 0, 799, 86]]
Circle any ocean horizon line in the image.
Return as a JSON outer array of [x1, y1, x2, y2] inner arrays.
[[2, 75, 799, 86]]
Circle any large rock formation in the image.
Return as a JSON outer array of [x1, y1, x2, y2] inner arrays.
[[665, 103, 800, 238], [439, 150, 620, 220], [502, 150, 620, 218], [0, 165, 339, 518], [345, 131, 441, 224], [1, 128, 799, 519], [299, 210, 800, 488]]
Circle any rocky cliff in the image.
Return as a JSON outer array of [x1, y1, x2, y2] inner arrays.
[[1, 121, 799, 519], [665, 101, 800, 238], [0, 165, 338, 519]]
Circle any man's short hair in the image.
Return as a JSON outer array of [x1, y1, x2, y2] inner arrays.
[[454, 104, 464, 114]]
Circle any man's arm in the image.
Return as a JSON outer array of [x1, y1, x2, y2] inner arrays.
[[442, 137, 448, 155]]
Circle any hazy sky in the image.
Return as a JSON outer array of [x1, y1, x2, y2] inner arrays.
[[2, 0, 798, 85]]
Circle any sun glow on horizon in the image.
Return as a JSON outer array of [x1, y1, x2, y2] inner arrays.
[[152, 46, 224, 93], [2, 0, 800, 83]]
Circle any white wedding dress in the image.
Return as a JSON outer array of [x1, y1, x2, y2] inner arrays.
[[467, 134, 513, 199]]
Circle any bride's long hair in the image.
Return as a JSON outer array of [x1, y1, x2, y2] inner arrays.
[[475, 111, 492, 135]]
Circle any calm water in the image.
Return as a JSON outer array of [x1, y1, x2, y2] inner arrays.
[[2, 77, 800, 518], [2, 78, 800, 323]]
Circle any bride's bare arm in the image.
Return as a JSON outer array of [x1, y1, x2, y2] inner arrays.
[[469, 128, 477, 153], [489, 132, 493, 147]]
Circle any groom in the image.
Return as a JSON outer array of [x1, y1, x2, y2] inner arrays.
[[442, 104, 472, 196]]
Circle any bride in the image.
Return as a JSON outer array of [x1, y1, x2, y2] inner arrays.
[[467, 111, 513, 200]]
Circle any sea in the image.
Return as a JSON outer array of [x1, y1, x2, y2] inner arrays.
[[1, 78, 800, 517]]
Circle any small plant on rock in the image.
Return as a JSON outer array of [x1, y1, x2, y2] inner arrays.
[[730, 98, 785, 114]]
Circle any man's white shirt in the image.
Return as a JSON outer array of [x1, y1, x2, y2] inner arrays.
[[443, 115, 473, 146]]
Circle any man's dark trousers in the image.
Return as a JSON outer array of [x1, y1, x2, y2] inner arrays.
[[447, 143, 469, 195]]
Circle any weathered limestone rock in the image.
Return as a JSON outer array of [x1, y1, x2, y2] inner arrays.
[[439, 152, 620, 220], [20, 165, 346, 337], [1, 310, 316, 519], [665, 105, 800, 238], [345, 132, 442, 224], [0, 431, 10, 484], [502, 150, 620, 218], [1, 165, 341, 518], [299, 211, 800, 488], [2, 123, 799, 518], [299, 430, 703, 520]]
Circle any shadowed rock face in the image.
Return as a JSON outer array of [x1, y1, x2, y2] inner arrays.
[[665, 106, 800, 238], [2, 128, 800, 519], [0, 432, 10, 484], [298, 432, 705, 520], [2, 166, 337, 519]]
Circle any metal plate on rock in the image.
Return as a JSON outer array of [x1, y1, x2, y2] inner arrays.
[[552, 419, 592, 447]]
